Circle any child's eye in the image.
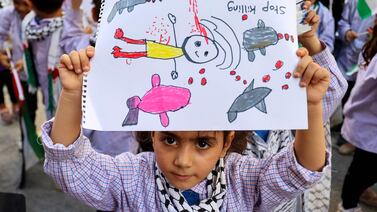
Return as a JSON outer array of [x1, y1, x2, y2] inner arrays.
[[163, 136, 177, 146], [196, 138, 210, 149], [194, 41, 201, 47]]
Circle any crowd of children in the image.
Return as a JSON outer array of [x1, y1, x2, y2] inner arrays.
[[0, 0, 376, 211]]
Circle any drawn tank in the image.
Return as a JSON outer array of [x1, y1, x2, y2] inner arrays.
[[243, 19, 278, 62]]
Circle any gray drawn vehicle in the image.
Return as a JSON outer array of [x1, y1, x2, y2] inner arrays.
[[107, 0, 161, 23], [243, 19, 278, 62]]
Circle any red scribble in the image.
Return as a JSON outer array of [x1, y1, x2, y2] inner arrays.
[[274, 60, 284, 70], [189, 0, 208, 43], [282, 84, 289, 90], [284, 33, 289, 41], [188, 77, 194, 85], [285, 72, 292, 79], [230, 70, 236, 75], [243, 80, 247, 85], [235, 75, 241, 81], [199, 68, 205, 74], [201, 77, 207, 86], [242, 14, 248, 21], [290, 35, 294, 43], [278, 33, 283, 40], [262, 74, 270, 82]]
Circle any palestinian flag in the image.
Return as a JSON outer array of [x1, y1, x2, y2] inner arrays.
[[358, 0, 377, 19]]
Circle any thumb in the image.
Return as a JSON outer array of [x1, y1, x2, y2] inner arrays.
[[86, 46, 95, 58]]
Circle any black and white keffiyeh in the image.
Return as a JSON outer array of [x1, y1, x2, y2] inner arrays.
[[155, 158, 226, 212], [24, 17, 63, 41]]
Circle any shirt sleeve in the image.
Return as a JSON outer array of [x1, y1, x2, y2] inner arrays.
[[337, 1, 354, 43], [0, 7, 14, 50], [60, 8, 91, 53], [236, 144, 330, 211], [312, 43, 348, 122], [318, 8, 335, 52], [42, 119, 148, 211]]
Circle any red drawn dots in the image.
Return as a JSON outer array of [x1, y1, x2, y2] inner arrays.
[[285, 72, 292, 79], [274, 60, 284, 70], [282, 84, 289, 90], [243, 80, 248, 85], [284, 33, 289, 41], [290, 35, 294, 43], [235, 75, 241, 81], [262, 74, 271, 82], [188, 77, 194, 85], [278, 33, 283, 40], [230, 70, 236, 75], [199, 68, 205, 74], [242, 14, 248, 21], [201, 77, 207, 86]]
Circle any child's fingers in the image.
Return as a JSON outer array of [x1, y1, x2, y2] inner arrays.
[[69, 51, 82, 74], [300, 61, 319, 87], [294, 49, 312, 78], [302, 0, 311, 9], [86, 46, 95, 58], [304, 10, 317, 25], [312, 67, 330, 86], [60, 54, 73, 70], [79, 49, 90, 72]]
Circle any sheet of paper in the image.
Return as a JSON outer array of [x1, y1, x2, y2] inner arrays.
[[84, 0, 307, 131]]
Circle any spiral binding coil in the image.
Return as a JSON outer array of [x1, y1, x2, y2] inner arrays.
[[82, 0, 105, 125]]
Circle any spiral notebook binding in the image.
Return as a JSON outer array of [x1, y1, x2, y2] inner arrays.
[[82, 0, 105, 125], [82, 73, 89, 124]]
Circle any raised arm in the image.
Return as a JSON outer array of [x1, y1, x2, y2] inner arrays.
[[51, 46, 94, 146], [293, 48, 330, 171], [299, 10, 347, 122]]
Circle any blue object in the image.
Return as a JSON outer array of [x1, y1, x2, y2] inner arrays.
[[182, 189, 200, 206], [255, 130, 269, 142]]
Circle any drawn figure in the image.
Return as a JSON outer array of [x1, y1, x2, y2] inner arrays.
[[112, 14, 240, 80], [243, 19, 278, 62], [122, 74, 191, 127], [227, 80, 272, 123], [107, 0, 162, 23]]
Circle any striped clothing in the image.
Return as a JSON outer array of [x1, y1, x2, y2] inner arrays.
[[42, 120, 329, 212]]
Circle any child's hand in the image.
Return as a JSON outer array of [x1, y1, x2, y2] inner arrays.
[[294, 48, 330, 105], [0, 52, 10, 69], [15, 59, 23, 72], [298, 10, 320, 43], [58, 46, 94, 94], [345, 30, 358, 42]]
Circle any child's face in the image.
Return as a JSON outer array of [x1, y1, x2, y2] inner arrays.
[[183, 35, 219, 64], [152, 131, 234, 190], [13, 0, 31, 19]]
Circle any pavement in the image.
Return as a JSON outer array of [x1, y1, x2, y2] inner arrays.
[[0, 88, 376, 212]]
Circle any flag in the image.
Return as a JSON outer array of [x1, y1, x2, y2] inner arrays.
[[358, 0, 377, 19]]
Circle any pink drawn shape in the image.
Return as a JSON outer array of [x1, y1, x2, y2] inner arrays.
[[159, 112, 169, 127], [134, 74, 191, 127], [152, 74, 161, 87]]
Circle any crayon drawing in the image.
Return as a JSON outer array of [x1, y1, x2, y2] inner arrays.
[[85, 0, 307, 131]]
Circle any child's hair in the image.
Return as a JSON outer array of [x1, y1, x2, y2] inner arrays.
[[135, 131, 250, 154], [92, 0, 102, 22], [362, 24, 377, 66], [29, 0, 63, 14]]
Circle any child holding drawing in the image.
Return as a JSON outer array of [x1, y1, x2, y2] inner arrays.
[[41, 25, 331, 212]]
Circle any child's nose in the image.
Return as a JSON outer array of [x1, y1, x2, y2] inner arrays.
[[173, 146, 193, 168]]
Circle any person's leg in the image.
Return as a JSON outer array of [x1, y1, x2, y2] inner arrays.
[[341, 148, 377, 209]]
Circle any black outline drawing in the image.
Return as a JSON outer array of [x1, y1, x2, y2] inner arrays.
[[227, 79, 272, 123], [243, 19, 279, 62]]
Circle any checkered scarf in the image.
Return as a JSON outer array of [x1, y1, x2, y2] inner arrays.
[[155, 158, 226, 212], [24, 17, 63, 41]]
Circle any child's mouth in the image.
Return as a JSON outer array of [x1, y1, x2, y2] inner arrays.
[[172, 173, 192, 181]]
